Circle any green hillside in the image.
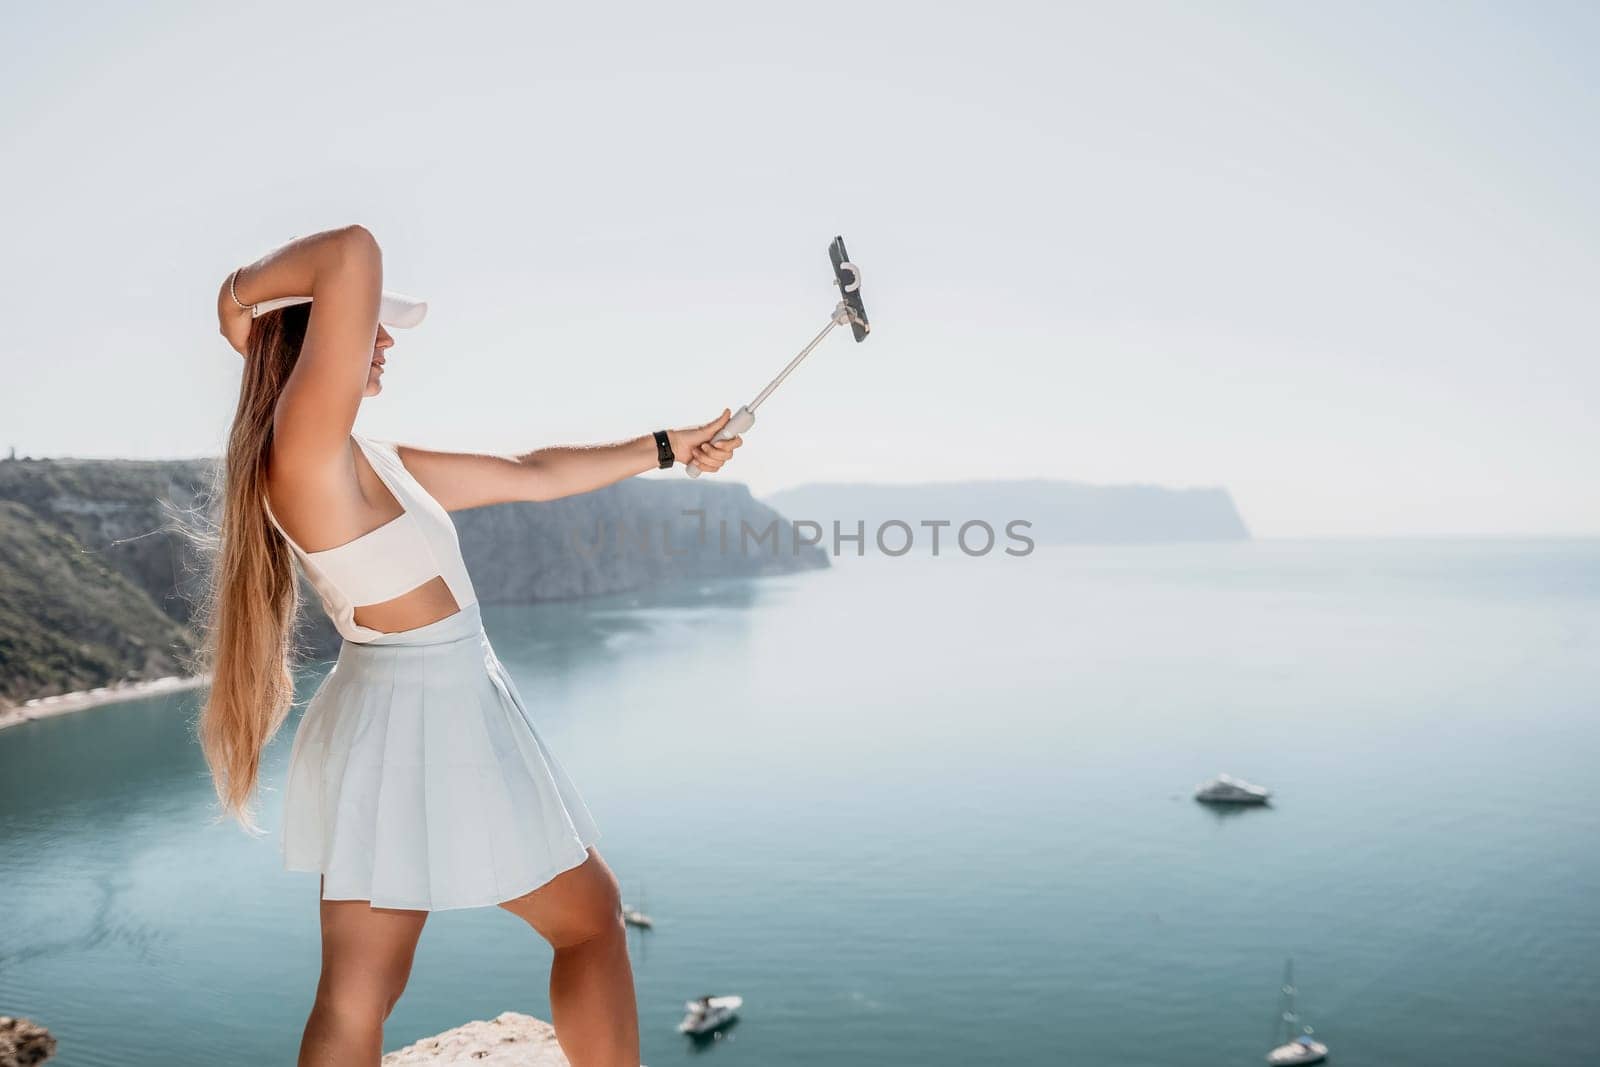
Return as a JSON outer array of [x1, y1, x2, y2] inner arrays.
[[0, 499, 195, 705]]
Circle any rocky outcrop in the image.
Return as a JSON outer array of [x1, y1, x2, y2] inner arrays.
[[382, 1012, 567, 1065], [0, 452, 826, 705], [0, 1016, 56, 1066], [455, 478, 825, 603]]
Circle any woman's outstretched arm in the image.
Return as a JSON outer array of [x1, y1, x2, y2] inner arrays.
[[395, 409, 744, 511]]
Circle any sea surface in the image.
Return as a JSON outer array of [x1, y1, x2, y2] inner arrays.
[[1, 540, 1596, 1066]]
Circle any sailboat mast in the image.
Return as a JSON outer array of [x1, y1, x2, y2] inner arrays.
[[1280, 958, 1299, 1044]]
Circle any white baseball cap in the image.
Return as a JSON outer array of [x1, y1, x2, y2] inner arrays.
[[251, 290, 428, 329]]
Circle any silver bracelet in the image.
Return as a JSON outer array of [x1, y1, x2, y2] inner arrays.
[[228, 267, 250, 311]]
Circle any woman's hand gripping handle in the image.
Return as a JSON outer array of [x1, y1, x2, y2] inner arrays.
[[682, 406, 753, 478]]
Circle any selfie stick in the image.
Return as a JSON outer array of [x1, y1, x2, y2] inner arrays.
[[686, 235, 872, 478]]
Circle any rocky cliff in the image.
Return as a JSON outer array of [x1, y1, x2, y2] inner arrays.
[[0, 454, 826, 707]]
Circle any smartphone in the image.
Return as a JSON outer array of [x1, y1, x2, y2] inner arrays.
[[829, 235, 871, 342]]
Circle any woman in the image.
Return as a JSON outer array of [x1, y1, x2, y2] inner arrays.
[[192, 224, 742, 1067]]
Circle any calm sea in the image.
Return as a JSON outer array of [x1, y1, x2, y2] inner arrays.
[[1, 541, 1596, 1066]]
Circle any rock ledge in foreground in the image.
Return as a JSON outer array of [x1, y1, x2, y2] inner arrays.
[[383, 1012, 568, 1065], [0, 1015, 57, 1066]]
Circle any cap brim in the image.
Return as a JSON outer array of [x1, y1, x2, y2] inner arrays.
[[378, 291, 428, 329], [251, 289, 428, 329]]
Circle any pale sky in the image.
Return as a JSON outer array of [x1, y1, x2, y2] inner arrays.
[[2, 2, 1595, 537]]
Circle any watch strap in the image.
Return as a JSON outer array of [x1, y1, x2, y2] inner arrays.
[[653, 429, 674, 469]]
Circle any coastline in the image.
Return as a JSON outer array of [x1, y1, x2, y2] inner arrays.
[[0, 673, 212, 731]]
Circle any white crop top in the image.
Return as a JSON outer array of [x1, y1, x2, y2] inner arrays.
[[262, 432, 479, 643]]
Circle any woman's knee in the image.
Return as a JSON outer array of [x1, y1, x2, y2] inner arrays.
[[552, 870, 625, 949], [563, 901, 627, 951], [501, 849, 627, 949], [315, 895, 426, 1023], [316, 964, 412, 1024]]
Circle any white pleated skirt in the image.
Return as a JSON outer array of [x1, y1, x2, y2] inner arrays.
[[280, 600, 602, 911]]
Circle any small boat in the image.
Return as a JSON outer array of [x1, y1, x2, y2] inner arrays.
[[1265, 959, 1328, 1064], [1267, 1035, 1329, 1066], [677, 994, 742, 1035], [1195, 772, 1271, 805], [622, 881, 653, 928]]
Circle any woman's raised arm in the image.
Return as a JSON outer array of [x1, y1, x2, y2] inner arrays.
[[218, 225, 383, 472]]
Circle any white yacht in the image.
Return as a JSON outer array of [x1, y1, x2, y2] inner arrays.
[[677, 994, 742, 1035], [1194, 772, 1271, 805]]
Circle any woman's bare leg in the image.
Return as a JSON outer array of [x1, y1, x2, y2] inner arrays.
[[498, 847, 639, 1067], [298, 879, 429, 1067]]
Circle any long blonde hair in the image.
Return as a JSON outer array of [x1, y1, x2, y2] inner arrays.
[[181, 303, 313, 832]]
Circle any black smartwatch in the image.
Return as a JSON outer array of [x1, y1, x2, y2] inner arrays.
[[653, 429, 674, 469]]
